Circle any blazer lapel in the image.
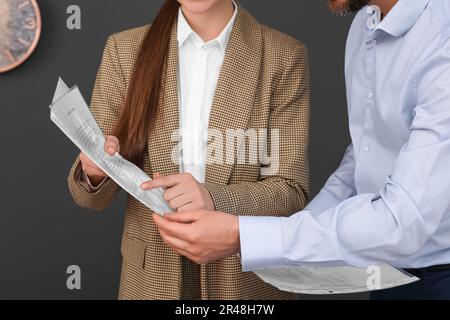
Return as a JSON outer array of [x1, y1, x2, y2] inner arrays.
[[147, 9, 263, 183], [147, 23, 181, 176], [205, 9, 263, 185]]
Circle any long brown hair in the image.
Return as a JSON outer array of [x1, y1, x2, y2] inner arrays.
[[113, 0, 180, 166]]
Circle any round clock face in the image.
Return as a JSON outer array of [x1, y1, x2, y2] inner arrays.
[[0, 0, 41, 73]]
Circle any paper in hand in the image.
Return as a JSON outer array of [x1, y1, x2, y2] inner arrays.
[[49, 77, 173, 216]]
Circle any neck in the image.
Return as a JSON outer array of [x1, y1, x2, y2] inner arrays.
[[181, 1, 234, 42], [370, 0, 398, 16]]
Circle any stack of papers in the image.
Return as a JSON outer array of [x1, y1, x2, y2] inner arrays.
[[49, 78, 172, 216]]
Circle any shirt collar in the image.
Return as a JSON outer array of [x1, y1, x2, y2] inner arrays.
[[177, 0, 238, 50], [371, 0, 430, 37]]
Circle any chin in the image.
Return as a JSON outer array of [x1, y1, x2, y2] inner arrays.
[[328, 0, 370, 15], [328, 0, 348, 12], [178, 0, 221, 14]]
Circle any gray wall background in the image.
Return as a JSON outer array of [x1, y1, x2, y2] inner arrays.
[[0, 0, 358, 299]]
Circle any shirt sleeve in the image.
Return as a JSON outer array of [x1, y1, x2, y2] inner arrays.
[[240, 35, 450, 272], [79, 168, 108, 193], [305, 144, 356, 215]]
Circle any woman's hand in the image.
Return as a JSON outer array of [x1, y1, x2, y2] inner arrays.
[[79, 135, 120, 186], [141, 173, 215, 212]]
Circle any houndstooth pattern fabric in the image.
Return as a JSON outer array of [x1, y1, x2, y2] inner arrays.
[[67, 6, 310, 300]]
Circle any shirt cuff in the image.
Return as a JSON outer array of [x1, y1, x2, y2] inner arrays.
[[239, 216, 285, 272], [77, 166, 107, 193]]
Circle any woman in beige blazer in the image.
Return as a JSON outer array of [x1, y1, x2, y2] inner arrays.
[[68, 0, 310, 300]]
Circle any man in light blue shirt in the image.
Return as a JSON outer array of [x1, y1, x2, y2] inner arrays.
[[153, 0, 450, 299]]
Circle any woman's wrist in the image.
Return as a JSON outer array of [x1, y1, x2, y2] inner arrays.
[[82, 170, 106, 188]]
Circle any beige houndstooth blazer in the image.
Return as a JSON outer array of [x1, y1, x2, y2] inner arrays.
[[68, 7, 310, 300]]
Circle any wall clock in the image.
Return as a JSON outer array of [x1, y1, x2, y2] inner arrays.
[[0, 0, 41, 73]]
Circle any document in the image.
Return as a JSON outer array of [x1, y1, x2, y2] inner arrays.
[[254, 264, 419, 295], [49, 78, 173, 216]]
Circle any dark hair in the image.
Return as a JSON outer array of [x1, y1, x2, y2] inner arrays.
[[113, 0, 180, 166]]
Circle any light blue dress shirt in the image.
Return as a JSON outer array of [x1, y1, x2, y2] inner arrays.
[[239, 0, 450, 271]]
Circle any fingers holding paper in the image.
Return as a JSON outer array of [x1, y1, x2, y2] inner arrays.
[[79, 135, 121, 185], [152, 210, 241, 265], [104, 135, 121, 155], [141, 173, 215, 212]]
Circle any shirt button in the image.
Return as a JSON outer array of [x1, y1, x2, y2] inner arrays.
[[371, 39, 378, 46], [367, 92, 374, 100], [363, 145, 371, 153]]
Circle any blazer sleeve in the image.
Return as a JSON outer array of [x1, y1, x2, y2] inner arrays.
[[204, 44, 310, 217], [67, 35, 126, 211]]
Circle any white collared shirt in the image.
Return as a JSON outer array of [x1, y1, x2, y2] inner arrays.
[[240, 0, 450, 270], [177, 2, 238, 183]]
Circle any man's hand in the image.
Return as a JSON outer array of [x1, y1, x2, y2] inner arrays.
[[152, 210, 240, 265], [141, 173, 215, 212]]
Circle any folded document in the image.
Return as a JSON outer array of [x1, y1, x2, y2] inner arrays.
[[49, 78, 173, 216]]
